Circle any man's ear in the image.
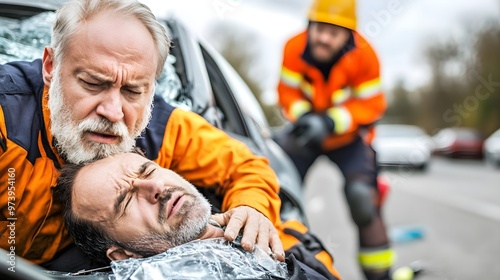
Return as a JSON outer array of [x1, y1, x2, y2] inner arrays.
[[42, 46, 54, 86], [106, 245, 142, 261]]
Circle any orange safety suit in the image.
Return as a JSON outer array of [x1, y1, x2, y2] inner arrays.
[[278, 31, 387, 150], [0, 60, 341, 279], [0, 60, 280, 264]]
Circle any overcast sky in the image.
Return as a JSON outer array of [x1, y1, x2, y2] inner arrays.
[[142, 0, 500, 104]]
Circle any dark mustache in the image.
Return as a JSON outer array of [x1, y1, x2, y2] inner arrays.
[[312, 42, 334, 52]]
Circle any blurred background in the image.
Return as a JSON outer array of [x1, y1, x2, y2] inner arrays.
[[143, 1, 500, 279]]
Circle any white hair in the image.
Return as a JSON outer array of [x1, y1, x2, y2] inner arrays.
[[51, 0, 170, 78]]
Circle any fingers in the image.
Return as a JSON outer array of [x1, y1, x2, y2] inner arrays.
[[240, 212, 259, 251], [224, 208, 247, 242], [209, 213, 226, 227], [269, 228, 285, 261], [211, 207, 252, 243], [256, 221, 270, 252], [254, 219, 285, 261], [215, 206, 285, 261]]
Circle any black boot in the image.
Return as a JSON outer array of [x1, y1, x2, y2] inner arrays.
[[363, 269, 391, 280]]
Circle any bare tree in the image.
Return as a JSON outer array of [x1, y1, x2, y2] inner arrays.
[[387, 19, 500, 137], [205, 22, 285, 126]]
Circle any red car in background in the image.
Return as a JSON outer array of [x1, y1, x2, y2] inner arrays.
[[432, 128, 484, 158]]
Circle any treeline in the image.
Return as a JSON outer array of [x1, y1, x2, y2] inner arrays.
[[206, 22, 287, 127], [385, 20, 500, 137], [208, 19, 500, 135]]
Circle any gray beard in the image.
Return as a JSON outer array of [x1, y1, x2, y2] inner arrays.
[[47, 65, 152, 164]]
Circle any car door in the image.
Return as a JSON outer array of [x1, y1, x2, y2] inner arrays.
[[198, 41, 308, 225]]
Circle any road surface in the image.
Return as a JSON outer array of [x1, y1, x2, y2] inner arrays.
[[304, 156, 500, 280]]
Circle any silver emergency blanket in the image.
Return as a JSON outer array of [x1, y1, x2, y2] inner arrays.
[[109, 238, 288, 280]]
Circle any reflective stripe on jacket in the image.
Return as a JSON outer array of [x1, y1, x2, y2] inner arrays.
[[278, 31, 387, 150]]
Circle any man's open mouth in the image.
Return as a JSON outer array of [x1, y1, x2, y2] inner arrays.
[[167, 193, 185, 219], [85, 131, 121, 144]]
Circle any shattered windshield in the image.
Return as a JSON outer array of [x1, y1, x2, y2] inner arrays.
[[0, 12, 53, 63], [0, 11, 187, 109]]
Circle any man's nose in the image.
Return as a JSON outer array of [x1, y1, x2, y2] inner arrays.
[[318, 31, 332, 44], [96, 88, 124, 123], [133, 179, 163, 204]]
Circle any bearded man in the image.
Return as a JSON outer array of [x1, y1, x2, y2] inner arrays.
[[0, 0, 283, 272], [52, 152, 330, 280]]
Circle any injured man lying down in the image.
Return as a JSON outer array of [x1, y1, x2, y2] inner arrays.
[[54, 152, 326, 279]]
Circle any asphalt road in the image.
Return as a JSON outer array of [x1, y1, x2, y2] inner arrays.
[[303, 156, 500, 280]]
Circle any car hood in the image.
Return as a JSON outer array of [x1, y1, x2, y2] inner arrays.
[[373, 137, 433, 151], [485, 138, 500, 151]]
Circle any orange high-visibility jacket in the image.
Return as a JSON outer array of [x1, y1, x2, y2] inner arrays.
[[278, 31, 387, 150], [0, 60, 281, 264]]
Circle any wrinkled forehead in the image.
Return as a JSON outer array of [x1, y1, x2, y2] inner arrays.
[[63, 10, 158, 77], [71, 153, 149, 219]]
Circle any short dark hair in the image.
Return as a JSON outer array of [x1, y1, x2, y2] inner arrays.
[[54, 163, 116, 266]]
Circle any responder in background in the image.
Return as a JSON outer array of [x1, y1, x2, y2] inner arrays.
[[275, 0, 394, 279], [0, 1, 341, 278]]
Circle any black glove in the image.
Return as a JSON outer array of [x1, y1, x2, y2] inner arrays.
[[290, 113, 334, 148]]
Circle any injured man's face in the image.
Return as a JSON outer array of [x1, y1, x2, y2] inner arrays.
[[63, 152, 224, 263]]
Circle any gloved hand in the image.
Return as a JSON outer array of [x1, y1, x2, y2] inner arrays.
[[290, 113, 334, 148]]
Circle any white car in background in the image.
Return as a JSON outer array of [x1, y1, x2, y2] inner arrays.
[[484, 128, 500, 168], [372, 124, 434, 171]]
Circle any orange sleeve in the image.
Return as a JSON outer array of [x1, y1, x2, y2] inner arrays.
[[346, 43, 387, 126], [325, 39, 386, 135], [278, 34, 312, 122], [158, 108, 282, 226], [0, 106, 69, 264]]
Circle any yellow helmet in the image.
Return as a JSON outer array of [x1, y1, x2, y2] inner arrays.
[[308, 0, 357, 30]]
